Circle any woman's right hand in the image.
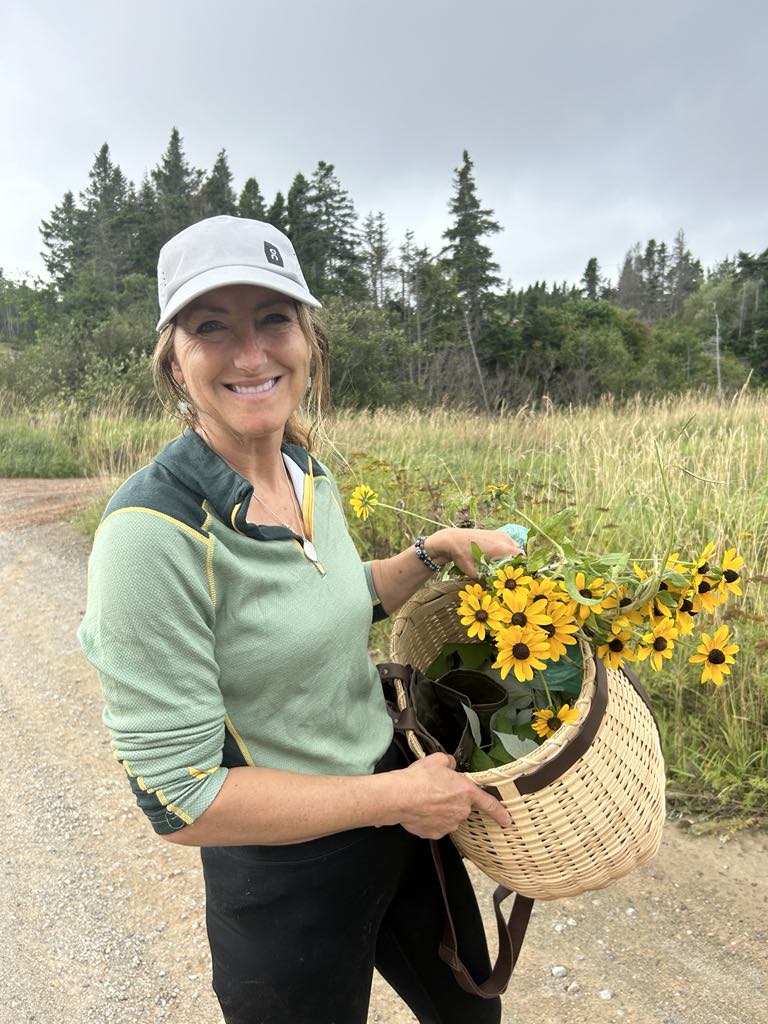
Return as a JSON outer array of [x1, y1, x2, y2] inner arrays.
[[388, 753, 511, 840]]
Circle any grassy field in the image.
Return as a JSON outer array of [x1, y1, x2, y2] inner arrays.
[[2, 389, 766, 818]]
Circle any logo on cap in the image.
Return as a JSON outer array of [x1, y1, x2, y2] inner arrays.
[[264, 242, 284, 267]]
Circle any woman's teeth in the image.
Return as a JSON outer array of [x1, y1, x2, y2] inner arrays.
[[227, 379, 277, 394]]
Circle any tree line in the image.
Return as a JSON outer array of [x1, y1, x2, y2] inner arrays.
[[1, 127, 766, 410]]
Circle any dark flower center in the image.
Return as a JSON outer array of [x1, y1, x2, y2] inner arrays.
[[579, 588, 593, 599], [619, 597, 632, 608], [549, 716, 563, 731], [531, 593, 547, 604], [609, 638, 624, 652], [724, 570, 739, 583], [707, 649, 726, 665], [698, 561, 710, 575], [543, 623, 555, 637], [653, 637, 668, 651], [512, 643, 530, 660], [511, 612, 527, 627], [680, 598, 694, 614], [659, 581, 668, 591], [475, 609, 488, 622], [504, 579, 518, 590], [698, 581, 712, 594]]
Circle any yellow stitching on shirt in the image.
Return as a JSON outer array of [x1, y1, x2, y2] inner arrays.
[[98, 507, 208, 544], [224, 716, 256, 767], [188, 765, 220, 779], [230, 502, 245, 534]]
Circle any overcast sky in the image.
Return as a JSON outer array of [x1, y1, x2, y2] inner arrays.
[[2, 0, 766, 290]]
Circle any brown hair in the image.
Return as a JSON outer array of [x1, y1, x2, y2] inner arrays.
[[151, 303, 330, 452]]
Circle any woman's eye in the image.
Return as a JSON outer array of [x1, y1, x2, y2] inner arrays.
[[196, 320, 226, 335], [264, 312, 290, 325]]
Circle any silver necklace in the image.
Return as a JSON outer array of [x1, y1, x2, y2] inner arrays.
[[251, 462, 319, 564]]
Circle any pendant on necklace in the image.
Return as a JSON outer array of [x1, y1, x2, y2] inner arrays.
[[302, 538, 319, 563]]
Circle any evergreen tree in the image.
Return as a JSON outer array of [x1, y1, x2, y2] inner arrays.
[[361, 211, 394, 306], [306, 161, 363, 297], [40, 190, 82, 291], [266, 191, 288, 234], [616, 244, 645, 313], [669, 230, 703, 315], [201, 148, 237, 218], [286, 172, 317, 265], [443, 150, 501, 335], [581, 257, 601, 300], [238, 177, 267, 220], [130, 176, 160, 277], [78, 143, 132, 290], [151, 128, 202, 244], [442, 150, 501, 407]]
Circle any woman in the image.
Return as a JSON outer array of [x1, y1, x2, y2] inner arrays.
[[78, 215, 521, 1024]]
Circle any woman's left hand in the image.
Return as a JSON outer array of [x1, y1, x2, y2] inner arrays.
[[425, 527, 523, 578]]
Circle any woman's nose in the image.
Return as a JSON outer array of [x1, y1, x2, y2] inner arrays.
[[232, 327, 269, 368]]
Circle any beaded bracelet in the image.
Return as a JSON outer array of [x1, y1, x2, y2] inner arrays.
[[414, 535, 444, 573]]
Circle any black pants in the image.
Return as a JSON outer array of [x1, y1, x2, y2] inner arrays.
[[200, 745, 501, 1024]]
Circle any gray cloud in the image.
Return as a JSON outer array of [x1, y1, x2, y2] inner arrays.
[[2, 0, 766, 286]]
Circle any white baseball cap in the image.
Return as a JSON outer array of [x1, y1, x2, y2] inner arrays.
[[156, 215, 321, 331]]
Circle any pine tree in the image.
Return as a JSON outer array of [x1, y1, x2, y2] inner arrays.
[[669, 230, 703, 315], [286, 172, 317, 266], [616, 244, 645, 313], [306, 161, 363, 297], [151, 128, 203, 244], [266, 191, 288, 234], [361, 211, 393, 305], [238, 177, 267, 220], [201, 149, 237, 218], [40, 190, 82, 290], [78, 143, 132, 289], [581, 257, 601, 300], [442, 150, 501, 407]]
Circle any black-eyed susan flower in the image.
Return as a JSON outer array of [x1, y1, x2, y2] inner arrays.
[[602, 586, 644, 626], [693, 541, 716, 578], [542, 602, 580, 661], [688, 625, 740, 686], [636, 617, 679, 671], [692, 575, 727, 614], [499, 587, 552, 631], [531, 703, 581, 738], [484, 482, 510, 501], [456, 585, 509, 641], [492, 625, 551, 682], [492, 564, 533, 598], [573, 571, 608, 622], [349, 484, 379, 521], [720, 548, 744, 597], [597, 628, 637, 670], [674, 591, 698, 635]]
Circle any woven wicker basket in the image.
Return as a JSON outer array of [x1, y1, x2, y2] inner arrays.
[[390, 579, 666, 900]]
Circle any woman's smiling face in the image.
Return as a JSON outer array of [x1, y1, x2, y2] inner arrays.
[[171, 283, 311, 452]]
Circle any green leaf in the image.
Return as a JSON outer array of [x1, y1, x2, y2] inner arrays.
[[469, 747, 498, 772], [461, 704, 483, 748], [539, 648, 584, 694], [494, 732, 539, 760]]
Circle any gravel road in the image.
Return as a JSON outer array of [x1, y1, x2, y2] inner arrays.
[[1, 478, 766, 1024]]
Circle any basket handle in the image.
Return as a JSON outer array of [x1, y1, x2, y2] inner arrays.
[[430, 839, 534, 997]]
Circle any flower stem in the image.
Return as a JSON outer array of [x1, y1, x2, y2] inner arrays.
[[378, 502, 448, 530]]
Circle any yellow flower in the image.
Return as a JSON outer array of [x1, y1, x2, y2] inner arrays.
[[674, 591, 698, 636], [720, 548, 744, 597], [492, 626, 551, 682], [693, 541, 716, 577], [602, 586, 643, 626], [541, 601, 580, 661], [456, 586, 509, 641], [636, 617, 679, 671], [531, 703, 581, 738], [499, 587, 552, 631], [485, 482, 510, 500], [597, 628, 637, 670], [691, 575, 727, 615], [573, 571, 608, 622], [689, 625, 740, 686], [349, 484, 379, 521], [491, 564, 533, 598]]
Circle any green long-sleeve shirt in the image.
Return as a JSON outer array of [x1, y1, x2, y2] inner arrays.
[[78, 429, 393, 835]]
